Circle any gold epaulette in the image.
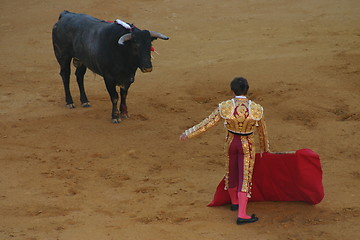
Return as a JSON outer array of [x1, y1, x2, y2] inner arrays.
[[219, 100, 235, 119], [249, 101, 263, 120]]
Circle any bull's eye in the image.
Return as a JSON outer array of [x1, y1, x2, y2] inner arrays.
[[132, 44, 140, 53]]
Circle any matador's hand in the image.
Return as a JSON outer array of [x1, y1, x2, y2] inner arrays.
[[179, 133, 188, 141]]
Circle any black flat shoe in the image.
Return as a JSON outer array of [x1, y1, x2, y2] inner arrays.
[[236, 214, 259, 225], [230, 204, 238, 211]]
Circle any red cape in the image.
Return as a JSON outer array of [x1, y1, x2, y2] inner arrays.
[[208, 149, 324, 206]]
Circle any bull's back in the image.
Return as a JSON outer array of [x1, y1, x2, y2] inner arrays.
[[53, 11, 105, 42], [52, 11, 111, 74]]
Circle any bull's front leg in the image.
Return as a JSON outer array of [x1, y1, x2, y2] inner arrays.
[[120, 87, 129, 119], [104, 79, 121, 123]]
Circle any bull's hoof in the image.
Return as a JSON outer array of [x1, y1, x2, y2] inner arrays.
[[112, 118, 122, 124], [120, 114, 129, 119], [82, 102, 91, 108], [66, 103, 75, 109]]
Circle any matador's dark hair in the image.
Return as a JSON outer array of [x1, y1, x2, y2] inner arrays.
[[230, 77, 249, 95]]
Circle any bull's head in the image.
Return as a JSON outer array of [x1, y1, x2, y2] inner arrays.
[[118, 30, 169, 73]]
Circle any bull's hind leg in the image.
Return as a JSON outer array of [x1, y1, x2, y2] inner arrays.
[[58, 56, 75, 109], [75, 64, 90, 107]]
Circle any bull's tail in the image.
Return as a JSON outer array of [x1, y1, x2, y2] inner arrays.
[[58, 10, 70, 20]]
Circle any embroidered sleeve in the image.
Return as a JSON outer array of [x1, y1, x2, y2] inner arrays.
[[184, 107, 222, 138], [257, 114, 270, 153]]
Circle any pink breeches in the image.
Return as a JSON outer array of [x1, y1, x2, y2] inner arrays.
[[228, 135, 245, 192]]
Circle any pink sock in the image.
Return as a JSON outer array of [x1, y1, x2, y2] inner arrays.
[[237, 192, 251, 219], [228, 187, 238, 205]]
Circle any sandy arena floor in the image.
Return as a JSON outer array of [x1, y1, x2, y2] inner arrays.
[[1, 0, 359, 239]]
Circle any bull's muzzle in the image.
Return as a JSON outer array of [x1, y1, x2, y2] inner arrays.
[[141, 68, 153, 73]]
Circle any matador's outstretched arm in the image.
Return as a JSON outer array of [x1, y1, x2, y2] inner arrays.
[[182, 107, 222, 139]]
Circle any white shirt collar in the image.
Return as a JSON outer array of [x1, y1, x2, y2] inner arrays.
[[235, 96, 247, 99]]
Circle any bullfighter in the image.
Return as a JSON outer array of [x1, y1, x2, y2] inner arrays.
[[179, 77, 270, 225]]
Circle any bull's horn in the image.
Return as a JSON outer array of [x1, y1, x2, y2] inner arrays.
[[149, 31, 169, 40], [118, 33, 133, 45]]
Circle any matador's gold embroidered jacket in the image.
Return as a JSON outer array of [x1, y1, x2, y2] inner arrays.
[[183, 98, 270, 193]]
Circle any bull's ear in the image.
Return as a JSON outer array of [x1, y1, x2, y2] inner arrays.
[[118, 33, 133, 45]]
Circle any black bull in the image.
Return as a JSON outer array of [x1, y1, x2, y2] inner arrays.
[[52, 11, 169, 123]]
